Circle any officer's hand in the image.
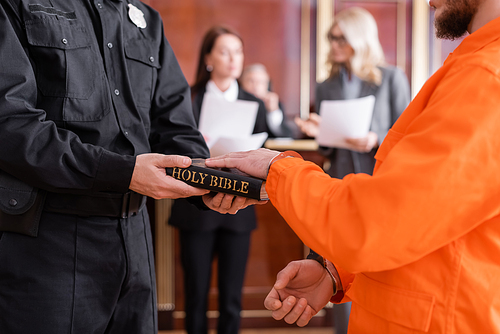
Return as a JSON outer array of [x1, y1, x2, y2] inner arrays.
[[130, 153, 209, 199]]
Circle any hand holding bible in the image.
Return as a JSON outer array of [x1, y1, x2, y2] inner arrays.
[[130, 153, 261, 214], [202, 192, 262, 214], [130, 153, 210, 199]]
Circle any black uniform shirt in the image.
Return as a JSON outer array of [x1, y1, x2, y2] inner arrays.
[[0, 0, 208, 194]]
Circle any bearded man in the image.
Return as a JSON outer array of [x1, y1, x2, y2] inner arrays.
[[205, 0, 500, 332]]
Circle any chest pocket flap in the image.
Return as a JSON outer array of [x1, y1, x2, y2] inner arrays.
[[25, 19, 90, 49], [24, 16, 103, 109], [125, 39, 161, 69], [124, 38, 160, 108]]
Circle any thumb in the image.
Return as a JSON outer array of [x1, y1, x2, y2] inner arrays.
[[274, 261, 300, 290], [160, 155, 192, 168]]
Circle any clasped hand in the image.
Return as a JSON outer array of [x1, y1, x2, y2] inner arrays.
[[264, 260, 335, 327]]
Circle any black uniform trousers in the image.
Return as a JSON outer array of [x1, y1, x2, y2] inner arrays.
[[0, 208, 156, 334], [179, 228, 251, 334]]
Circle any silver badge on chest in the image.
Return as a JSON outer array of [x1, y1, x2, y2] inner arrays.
[[128, 4, 147, 29]]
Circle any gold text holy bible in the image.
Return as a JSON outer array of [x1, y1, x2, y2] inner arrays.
[[166, 159, 268, 200]]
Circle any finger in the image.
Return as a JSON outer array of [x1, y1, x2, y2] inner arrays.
[[228, 196, 264, 212], [204, 192, 225, 208], [271, 296, 297, 321], [344, 138, 360, 145], [296, 305, 315, 327], [243, 198, 266, 207], [274, 261, 300, 290], [160, 155, 192, 168], [226, 195, 247, 214], [264, 288, 283, 311], [148, 177, 208, 200], [204, 154, 228, 162], [222, 194, 238, 212], [184, 185, 210, 197], [294, 117, 304, 126], [167, 179, 209, 197], [205, 193, 237, 213], [309, 113, 321, 123], [205, 153, 241, 168], [283, 297, 308, 324]]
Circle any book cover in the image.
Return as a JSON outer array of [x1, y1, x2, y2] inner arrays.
[[166, 159, 268, 201]]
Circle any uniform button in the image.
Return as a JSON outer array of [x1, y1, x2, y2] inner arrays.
[[62, 38, 68, 45], [107, 42, 113, 49], [9, 199, 18, 207], [97, 3, 103, 8], [114, 89, 120, 96], [149, 56, 154, 63]]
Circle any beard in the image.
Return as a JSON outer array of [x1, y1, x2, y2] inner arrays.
[[434, 0, 480, 40]]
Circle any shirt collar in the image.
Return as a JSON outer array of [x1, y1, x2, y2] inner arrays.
[[206, 80, 239, 102], [445, 16, 500, 63]]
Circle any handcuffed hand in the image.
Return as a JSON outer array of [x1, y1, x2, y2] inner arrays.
[[264, 260, 335, 327]]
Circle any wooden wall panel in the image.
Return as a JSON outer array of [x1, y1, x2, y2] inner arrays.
[[147, 0, 415, 330], [147, 1, 311, 329], [149, 0, 302, 119]]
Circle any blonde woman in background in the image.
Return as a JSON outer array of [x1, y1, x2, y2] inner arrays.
[[295, 7, 410, 334]]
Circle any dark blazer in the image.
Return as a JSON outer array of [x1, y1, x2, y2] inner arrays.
[[315, 65, 410, 178], [169, 85, 270, 232]]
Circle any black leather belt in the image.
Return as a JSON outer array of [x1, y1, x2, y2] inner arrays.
[[44, 191, 145, 218]]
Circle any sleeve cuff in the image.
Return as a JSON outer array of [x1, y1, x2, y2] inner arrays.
[[330, 264, 356, 304], [93, 150, 136, 193]]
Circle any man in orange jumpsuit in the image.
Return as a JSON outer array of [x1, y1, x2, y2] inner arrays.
[[206, 0, 500, 332]]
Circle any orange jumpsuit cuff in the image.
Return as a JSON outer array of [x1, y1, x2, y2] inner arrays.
[[267, 150, 303, 175]]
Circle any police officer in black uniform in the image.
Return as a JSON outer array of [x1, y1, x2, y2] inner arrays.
[[0, 1, 256, 333]]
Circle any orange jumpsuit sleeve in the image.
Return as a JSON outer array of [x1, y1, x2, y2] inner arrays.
[[266, 62, 500, 277]]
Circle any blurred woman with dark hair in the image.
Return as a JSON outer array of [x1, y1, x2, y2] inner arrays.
[[169, 25, 271, 334]]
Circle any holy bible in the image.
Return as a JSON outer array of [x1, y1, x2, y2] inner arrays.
[[166, 159, 268, 201]]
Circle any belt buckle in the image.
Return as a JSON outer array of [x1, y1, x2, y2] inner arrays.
[[121, 192, 131, 219], [121, 191, 142, 219]]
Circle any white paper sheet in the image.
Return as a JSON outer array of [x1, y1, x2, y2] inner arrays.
[[209, 132, 269, 157], [316, 95, 376, 148], [198, 93, 266, 157], [199, 93, 259, 138]]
